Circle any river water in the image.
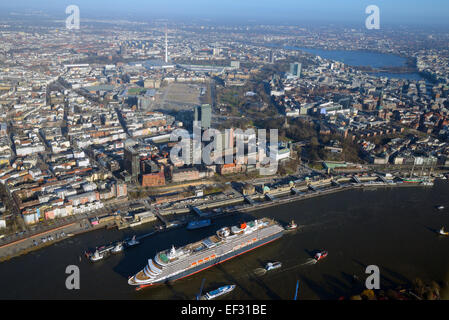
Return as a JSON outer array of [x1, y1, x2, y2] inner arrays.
[[1, 181, 449, 300]]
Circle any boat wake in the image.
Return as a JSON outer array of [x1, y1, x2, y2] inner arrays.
[[251, 259, 317, 278], [253, 268, 267, 277], [300, 258, 317, 266]]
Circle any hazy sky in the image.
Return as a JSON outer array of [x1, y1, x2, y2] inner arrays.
[[2, 0, 449, 26]]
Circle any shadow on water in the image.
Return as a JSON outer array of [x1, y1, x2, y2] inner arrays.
[[422, 224, 441, 236], [165, 281, 189, 300], [352, 259, 410, 288], [321, 273, 354, 298], [213, 263, 256, 299], [341, 271, 365, 292], [249, 273, 282, 300], [381, 265, 411, 286], [298, 274, 334, 299], [305, 248, 322, 258]]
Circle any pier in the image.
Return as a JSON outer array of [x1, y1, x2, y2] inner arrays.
[[153, 209, 168, 226], [1, 175, 438, 262], [331, 180, 341, 187], [191, 206, 208, 217], [265, 193, 275, 201], [244, 196, 255, 205], [352, 175, 362, 184]]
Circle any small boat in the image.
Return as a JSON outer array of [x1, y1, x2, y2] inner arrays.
[[314, 250, 328, 261], [126, 235, 140, 247], [286, 220, 298, 230], [112, 242, 124, 253], [437, 205, 445, 210], [187, 219, 212, 230], [265, 261, 282, 271], [439, 227, 449, 236], [89, 249, 104, 262], [167, 221, 183, 228], [202, 285, 236, 300]]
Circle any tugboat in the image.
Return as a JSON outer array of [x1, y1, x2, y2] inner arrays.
[[125, 235, 140, 247], [439, 227, 449, 236], [112, 242, 124, 253], [265, 261, 282, 271], [314, 250, 328, 261], [286, 220, 298, 230], [202, 285, 236, 300]]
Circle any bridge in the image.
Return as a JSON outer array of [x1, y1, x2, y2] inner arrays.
[[191, 206, 207, 217], [331, 180, 341, 187], [153, 209, 168, 225], [244, 196, 255, 205], [352, 175, 361, 184], [265, 193, 275, 201]]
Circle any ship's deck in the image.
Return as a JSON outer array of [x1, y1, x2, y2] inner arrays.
[[131, 218, 284, 285]]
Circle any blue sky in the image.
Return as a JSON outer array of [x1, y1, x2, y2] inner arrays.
[[1, 0, 449, 26]]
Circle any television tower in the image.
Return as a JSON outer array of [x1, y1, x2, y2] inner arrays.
[[165, 26, 168, 63]]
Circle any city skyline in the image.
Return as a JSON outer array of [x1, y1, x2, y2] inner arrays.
[[0, 0, 449, 304]]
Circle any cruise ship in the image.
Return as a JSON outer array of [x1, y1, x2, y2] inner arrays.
[[128, 217, 284, 289]]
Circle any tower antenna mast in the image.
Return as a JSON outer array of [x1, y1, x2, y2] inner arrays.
[[165, 25, 168, 63]]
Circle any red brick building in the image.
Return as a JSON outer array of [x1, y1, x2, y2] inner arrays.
[[141, 170, 165, 187]]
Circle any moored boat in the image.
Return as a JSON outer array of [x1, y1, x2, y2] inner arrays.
[[89, 249, 104, 262], [187, 219, 211, 230], [403, 178, 424, 184], [112, 242, 124, 253], [439, 227, 449, 236], [126, 235, 140, 247]]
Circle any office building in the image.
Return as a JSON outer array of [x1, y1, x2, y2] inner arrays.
[[124, 147, 140, 179], [194, 104, 212, 130], [289, 62, 302, 78]]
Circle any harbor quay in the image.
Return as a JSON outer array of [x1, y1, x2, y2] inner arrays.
[[0, 174, 434, 262]]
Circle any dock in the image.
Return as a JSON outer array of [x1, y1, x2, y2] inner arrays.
[[265, 193, 275, 201], [244, 195, 255, 205], [153, 209, 168, 226], [352, 175, 362, 184], [191, 206, 208, 217]]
